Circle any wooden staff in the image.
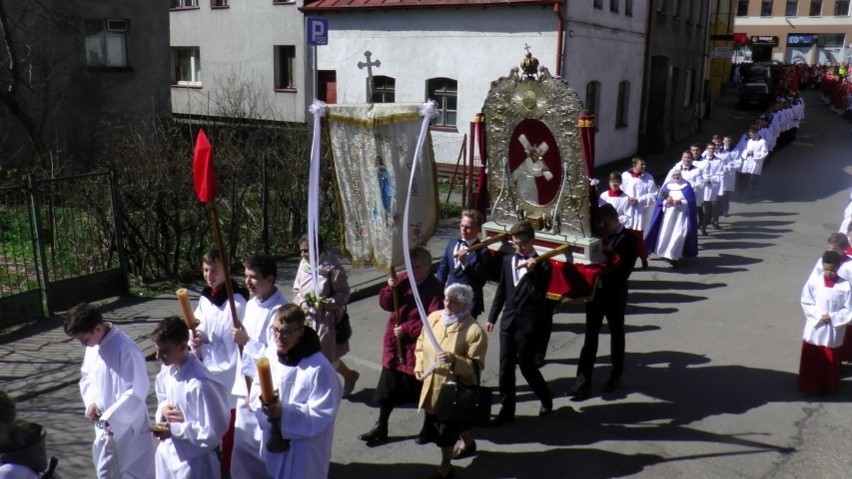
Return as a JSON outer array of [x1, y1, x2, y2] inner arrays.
[[453, 233, 508, 258], [389, 266, 405, 365], [516, 244, 572, 270]]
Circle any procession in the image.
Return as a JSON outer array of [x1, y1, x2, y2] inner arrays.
[[2, 46, 852, 478]]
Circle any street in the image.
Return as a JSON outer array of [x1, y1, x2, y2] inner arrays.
[[8, 88, 852, 478]]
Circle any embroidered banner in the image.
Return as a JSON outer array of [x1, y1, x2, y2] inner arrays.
[[327, 103, 438, 270]]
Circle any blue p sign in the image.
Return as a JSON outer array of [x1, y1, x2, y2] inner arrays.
[[306, 17, 328, 46]]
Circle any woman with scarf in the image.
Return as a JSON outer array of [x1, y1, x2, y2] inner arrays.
[[644, 168, 699, 267], [415, 284, 487, 479], [293, 235, 359, 397]]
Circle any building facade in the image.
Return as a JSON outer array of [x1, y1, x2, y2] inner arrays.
[[0, 0, 170, 168], [733, 0, 852, 64], [640, 0, 711, 153], [302, 0, 648, 167], [169, 0, 310, 123]]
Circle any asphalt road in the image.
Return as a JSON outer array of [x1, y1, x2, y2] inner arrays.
[[12, 89, 852, 478]]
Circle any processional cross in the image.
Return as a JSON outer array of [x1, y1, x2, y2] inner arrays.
[[358, 50, 382, 103]]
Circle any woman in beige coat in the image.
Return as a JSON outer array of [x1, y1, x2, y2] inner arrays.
[[415, 284, 487, 479]]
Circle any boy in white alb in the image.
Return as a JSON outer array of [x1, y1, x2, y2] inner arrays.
[[799, 251, 852, 394], [621, 157, 658, 269], [65, 302, 154, 479], [230, 255, 287, 479], [152, 317, 230, 479], [188, 248, 247, 475], [256, 304, 342, 479], [598, 171, 632, 228]]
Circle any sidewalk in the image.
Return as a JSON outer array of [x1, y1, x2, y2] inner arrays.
[[0, 87, 746, 403]]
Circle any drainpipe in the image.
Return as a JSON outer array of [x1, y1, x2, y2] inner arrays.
[[554, 1, 565, 77]]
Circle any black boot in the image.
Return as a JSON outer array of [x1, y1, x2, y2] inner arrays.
[[358, 422, 388, 446]]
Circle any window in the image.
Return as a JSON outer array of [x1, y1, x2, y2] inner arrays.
[[760, 0, 772, 16], [171, 47, 201, 85], [371, 76, 395, 103], [686, 0, 694, 22], [610, 0, 619, 12], [427, 78, 457, 128], [84, 19, 128, 68], [170, 0, 198, 8], [211, 0, 228, 7], [274, 45, 295, 90], [785, 0, 798, 15], [673, 0, 681, 17], [809, 0, 822, 15], [625, 0, 633, 16], [817, 33, 845, 46], [585, 81, 600, 119], [737, 0, 749, 16], [835, 0, 849, 15], [594, 0, 603, 9], [616, 81, 629, 127], [683, 69, 694, 107]]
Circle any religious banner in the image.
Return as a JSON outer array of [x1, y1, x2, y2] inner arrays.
[[327, 103, 438, 270]]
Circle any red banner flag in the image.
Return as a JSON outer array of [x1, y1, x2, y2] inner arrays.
[[192, 129, 218, 202]]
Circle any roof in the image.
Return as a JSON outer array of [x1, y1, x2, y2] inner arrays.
[[301, 0, 561, 12]]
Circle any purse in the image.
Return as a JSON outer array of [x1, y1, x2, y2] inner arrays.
[[434, 361, 491, 428], [335, 306, 352, 345]]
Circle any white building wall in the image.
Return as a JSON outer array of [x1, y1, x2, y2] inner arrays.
[[169, 1, 308, 122], [315, 4, 647, 166], [563, 2, 648, 167]]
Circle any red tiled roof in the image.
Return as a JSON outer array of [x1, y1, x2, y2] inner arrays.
[[301, 0, 561, 12]]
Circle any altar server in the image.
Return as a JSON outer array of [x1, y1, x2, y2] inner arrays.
[[188, 248, 247, 475], [622, 157, 658, 269], [256, 304, 342, 479], [798, 251, 852, 394], [64, 302, 154, 479], [740, 127, 768, 197], [152, 317, 230, 479], [230, 255, 286, 479], [598, 171, 632, 227]]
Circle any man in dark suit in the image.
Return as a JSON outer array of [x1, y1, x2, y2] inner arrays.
[[572, 203, 638, 400], [436, 209, 490, 319], [487, 221, 553, 426]]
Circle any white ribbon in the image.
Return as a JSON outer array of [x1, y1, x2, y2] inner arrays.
[[401, 100, 443, 366], [307, 100, 328, 295]]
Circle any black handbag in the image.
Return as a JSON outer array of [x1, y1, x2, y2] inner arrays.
[[335, 307, 352, 345], [434, 361, 491, 428]]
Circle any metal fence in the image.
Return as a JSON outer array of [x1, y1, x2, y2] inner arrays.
[[0, 171, 128, 325]]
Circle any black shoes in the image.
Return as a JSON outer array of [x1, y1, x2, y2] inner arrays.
[[641, 258, 648, 270], [489, 410, 515, 427], [570, 377, 592, 401], [603, 376, 621, 393], [414, 427, 438, 445], [538, 402, 553, 416], [712, 222, 722, 230], [358, 422, 388, 446]]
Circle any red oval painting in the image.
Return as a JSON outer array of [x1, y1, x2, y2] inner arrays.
[[508, 118, 562, 206]]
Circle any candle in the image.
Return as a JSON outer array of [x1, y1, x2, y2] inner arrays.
[[176, 289, 196, 329], [256, 357, 275, 404]]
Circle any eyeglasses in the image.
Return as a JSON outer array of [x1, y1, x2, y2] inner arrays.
[[269, 325, 303, 338], [444, 298, 464, 306]]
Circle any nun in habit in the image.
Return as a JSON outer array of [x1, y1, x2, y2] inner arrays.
[[643, 170, 699, 267]]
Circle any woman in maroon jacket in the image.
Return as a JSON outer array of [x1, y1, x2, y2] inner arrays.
[[357, 247, 444, 447]]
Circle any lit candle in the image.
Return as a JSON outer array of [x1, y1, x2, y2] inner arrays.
[[176, 289, 196, 329], [256, 357, 275, 404]]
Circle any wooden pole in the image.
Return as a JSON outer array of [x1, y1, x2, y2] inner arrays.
[[389, 266, 405, 365]]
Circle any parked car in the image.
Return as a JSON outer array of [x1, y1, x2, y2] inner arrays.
[[739, 83, 769, 109]]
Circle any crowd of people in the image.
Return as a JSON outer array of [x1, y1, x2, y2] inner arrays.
[[2, 62, 848, 479]]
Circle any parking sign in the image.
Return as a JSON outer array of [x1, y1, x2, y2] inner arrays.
[[306, 17, 328, 46]]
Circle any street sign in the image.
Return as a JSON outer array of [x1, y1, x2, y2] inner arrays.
[[306, 17, 328, 46]]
